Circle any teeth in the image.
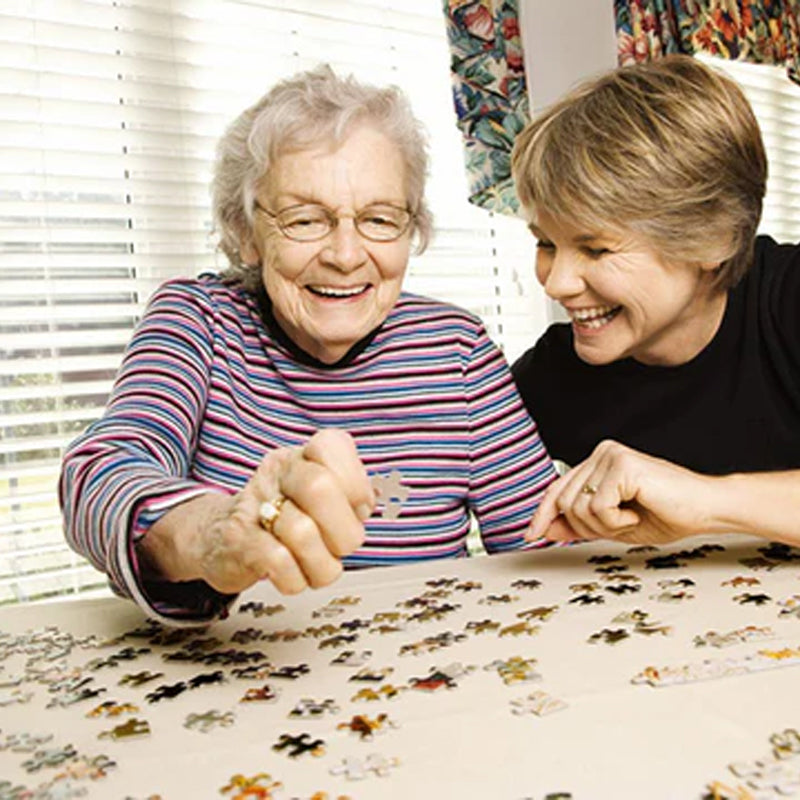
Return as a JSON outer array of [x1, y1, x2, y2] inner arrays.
[[569, 305, 620, 329], [570, 305, 616, 321], [309, 285, 366, 297], [569, 306, 619, 323]]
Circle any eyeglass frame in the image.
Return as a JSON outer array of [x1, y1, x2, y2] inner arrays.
[[253, 200, 416, 243]]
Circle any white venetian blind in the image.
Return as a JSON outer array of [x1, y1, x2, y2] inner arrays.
[[0, 0, 545, 604], [696, 56, 800, 243]]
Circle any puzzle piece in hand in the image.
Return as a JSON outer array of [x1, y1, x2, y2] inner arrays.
[[370, 470, 408, 520]]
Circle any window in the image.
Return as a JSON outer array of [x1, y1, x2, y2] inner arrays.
[[2, 4, 799, 606], [697, 56, 800, 244], [0, 0, 544, 605]]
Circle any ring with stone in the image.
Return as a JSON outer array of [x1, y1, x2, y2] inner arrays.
[[581, 483, 598, 496], [258, 496, 286, 534]]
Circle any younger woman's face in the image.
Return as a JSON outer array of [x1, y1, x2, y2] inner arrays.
[[529, 208, 726, 367]]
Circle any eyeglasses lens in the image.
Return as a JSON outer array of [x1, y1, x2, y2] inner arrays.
[[275, 204, 410, 242]]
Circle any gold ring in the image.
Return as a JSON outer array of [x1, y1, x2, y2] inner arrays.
[[258, 496, 285, 534], [581, 483, 598, 495]]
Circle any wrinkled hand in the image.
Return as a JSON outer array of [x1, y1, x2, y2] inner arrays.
[[191, 429, 373, 595], [527, 440, 717, 546]]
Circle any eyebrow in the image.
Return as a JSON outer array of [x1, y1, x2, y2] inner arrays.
[[528, 223, 547, 239], [528, 223, 605, 245]]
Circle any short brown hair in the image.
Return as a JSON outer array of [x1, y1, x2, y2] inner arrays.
[[511, 55, 767, 289]]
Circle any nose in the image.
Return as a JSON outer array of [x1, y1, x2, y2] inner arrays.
[[537, 250, 585, 301], [320, 218, 368, 273]]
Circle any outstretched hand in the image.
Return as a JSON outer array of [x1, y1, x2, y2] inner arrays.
[[527, 440, 719, 546]]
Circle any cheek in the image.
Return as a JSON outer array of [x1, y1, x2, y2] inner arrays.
[[263, 241, 309, 281], [534, 254, 551, 286], [375, 244, 411, 281]]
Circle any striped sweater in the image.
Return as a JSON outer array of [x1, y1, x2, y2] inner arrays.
[[60, 275, 557, 622]]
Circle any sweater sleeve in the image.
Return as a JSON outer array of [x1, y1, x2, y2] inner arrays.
[[59, 279, 237, 625], [464, 326, 558, 553]]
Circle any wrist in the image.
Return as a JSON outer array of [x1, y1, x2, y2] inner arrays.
[[140, 491, 233, 582]]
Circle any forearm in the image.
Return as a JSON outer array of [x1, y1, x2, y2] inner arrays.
[[707, 470, 800, 544]]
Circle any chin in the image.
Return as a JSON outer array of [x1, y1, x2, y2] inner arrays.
[[574, 344, 621, 366]]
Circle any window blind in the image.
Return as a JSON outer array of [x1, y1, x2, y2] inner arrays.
[[697, 55, 800, 243], [0, 0, 545, 605], [3, 4, 799, 606]]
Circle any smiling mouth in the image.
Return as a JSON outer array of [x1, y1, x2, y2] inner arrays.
[[307, 284, 370, 298], [568, 304, 622, 329]]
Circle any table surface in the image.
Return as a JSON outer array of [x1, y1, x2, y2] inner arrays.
[[2, 534, 800, 800]]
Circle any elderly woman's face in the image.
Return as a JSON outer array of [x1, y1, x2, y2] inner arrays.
[[529, 208, 726, 367], [243, 125, 412, 364]]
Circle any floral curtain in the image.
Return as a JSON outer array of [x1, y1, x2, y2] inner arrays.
[[617, 0, 800, 83], [445, 0, 800, 214], [443, 0, 529, 214]]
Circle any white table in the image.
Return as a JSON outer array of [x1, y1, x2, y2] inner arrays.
[[2, 534, 799, 799]]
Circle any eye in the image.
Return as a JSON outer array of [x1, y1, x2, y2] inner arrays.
[[535, 239, 555, 251], [356, 205, 411, 240], [359, 207, 405, 228], [363, 213, 399, 229], [278, 206, 330, 237], [285, 210, 326, 227], [583, 246, 611, 259]]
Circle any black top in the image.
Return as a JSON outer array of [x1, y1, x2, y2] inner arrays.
[[512, 236, 800, 474]]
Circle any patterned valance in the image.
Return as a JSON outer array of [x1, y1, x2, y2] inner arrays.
[[444, 0, 800, 214]]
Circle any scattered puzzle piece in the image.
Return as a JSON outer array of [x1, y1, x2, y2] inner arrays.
[[510, 690, 567, 717], [329, 753, 400, 780], [272, 732, 325, 758]]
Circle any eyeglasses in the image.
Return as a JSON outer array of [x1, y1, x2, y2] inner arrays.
[[254, 201, 414, 243]]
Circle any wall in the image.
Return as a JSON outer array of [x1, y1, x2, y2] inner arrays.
[[517, 0, 618, 323]]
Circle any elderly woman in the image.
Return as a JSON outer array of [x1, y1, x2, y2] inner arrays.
[[510, 55, 800, 547], [60, 65, 556, 624]]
